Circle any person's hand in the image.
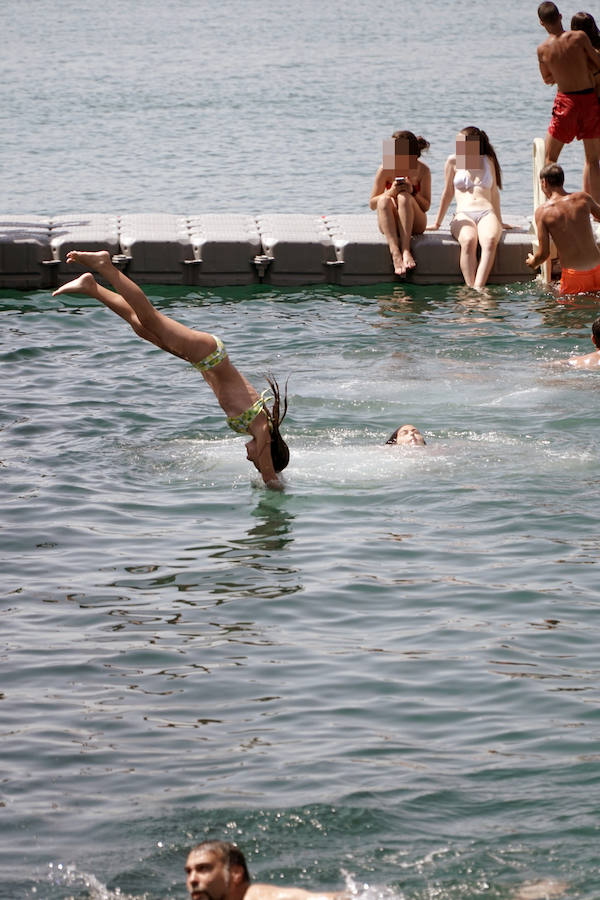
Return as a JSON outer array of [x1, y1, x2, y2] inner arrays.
[[502, 222, 513, 230], [426, 223, 440, 230], [525, 253, 539, 269], [396, 176, 412, 194]]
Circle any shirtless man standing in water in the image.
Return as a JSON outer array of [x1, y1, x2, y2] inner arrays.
[[537, 1, 600, 201], [526, 164, 600, 295]]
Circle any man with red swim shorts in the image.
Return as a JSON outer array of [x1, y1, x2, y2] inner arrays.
[[537, 2, 600, 202], [526, 164, 600, 296]]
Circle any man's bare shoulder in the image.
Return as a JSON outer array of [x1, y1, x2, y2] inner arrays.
[[567, 349, 600, 368], [537, 36, 552, 56], [246, 885, 348, 900]]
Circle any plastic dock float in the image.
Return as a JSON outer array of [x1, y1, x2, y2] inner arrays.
[[0, 213, 536, 290]]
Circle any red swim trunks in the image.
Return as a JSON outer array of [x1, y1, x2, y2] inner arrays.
[[549, 89, 600, 143], [560, 262, 600, 295]]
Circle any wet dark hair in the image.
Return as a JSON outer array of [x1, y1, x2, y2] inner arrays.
[[592, 316, 600, 347], [460, 125, 503, 190], [540, 162, 564, 186], [538, 2, 561, 24], [265, 375, 289, 472], [392, 129, 430, 158], [188, 841, 251, 883], [571, 11, 600, 48]]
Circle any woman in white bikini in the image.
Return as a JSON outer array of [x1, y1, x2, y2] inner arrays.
[[370, 129, 432, 276], [429, 126, 505, 289], [53, 251, 289, 489]]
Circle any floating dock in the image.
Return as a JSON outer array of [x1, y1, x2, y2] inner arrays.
[[0, 213, 536, 289]]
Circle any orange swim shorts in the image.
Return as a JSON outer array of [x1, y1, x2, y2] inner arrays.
[[560, 262, 600, 295], [549, 90, 600, 144]]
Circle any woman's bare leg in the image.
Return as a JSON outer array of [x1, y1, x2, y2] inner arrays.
[[474, 213, 502, 289], [451, 218, 478, 287], [396, 193, 424, 271], [53, 251, 215, 361], [376, 194, 405, 275]]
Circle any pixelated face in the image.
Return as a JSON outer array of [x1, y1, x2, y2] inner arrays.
[[455, 133, 482, 170], [394, 424, 426, 446], [383, 138, 417, 175]]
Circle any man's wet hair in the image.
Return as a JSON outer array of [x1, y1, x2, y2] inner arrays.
[[189, 841, 251, 882], [538, 2, 561, 24], [540, 163, 564, 186], [592, 316, 600, 348]]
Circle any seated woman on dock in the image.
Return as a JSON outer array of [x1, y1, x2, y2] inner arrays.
[[370, 130, 431, 276], [53, 251, 289, 489], [428, 126, 506, 290]]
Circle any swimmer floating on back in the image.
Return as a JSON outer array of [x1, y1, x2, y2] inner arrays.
[[385, 424, 426, 446], [53, 251, 289, 489]]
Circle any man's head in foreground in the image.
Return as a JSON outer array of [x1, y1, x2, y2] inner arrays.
[[185, 842, 250, 900]]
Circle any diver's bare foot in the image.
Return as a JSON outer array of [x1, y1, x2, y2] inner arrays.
[[392, 250, 406, 276], [65, 249, 112, 272], [52, 273, 98, 297], [403, 249, 416, 270]]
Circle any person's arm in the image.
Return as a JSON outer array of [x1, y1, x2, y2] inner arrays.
[[245, 885, 348, 900], [369, 165, 390, 210], [537, 45, 555, 84], [490, 177, 510, 229], [526, 207, 550, 268], [589, 195, 600, 223], [427, 156, 455, 229], [415, 164, 431, 213], [577, 31, 600, 72]]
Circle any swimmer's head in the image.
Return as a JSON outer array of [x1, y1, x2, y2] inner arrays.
[[592, 315, 600, 349], [540, 162, 564, 189], [383, 131, 429, 173], [385, 424, 426, 446]]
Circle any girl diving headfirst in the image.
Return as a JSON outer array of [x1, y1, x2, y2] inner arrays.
[[53, 251, 289, 489]]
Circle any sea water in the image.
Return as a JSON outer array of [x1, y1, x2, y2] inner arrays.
[[2, 281, 600, 898], [2, 0, 600, 898]]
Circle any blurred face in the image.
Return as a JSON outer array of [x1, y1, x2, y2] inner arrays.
[[394, 424, 426, 446], [185, 849, 230, 900], [456, 133, 482, 170], [383, 137, 417, 175]]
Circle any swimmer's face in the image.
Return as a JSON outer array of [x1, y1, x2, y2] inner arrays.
[[185, 848, 231, 900], [383, 138, 417, 175], [393, 424, 426, 446], [456, 133, 482, 169]]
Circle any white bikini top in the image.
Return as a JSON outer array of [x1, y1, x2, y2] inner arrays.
[[453, 154, 493, 192]]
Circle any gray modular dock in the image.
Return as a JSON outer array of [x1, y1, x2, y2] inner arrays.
[[0, 213, 536, 289]]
